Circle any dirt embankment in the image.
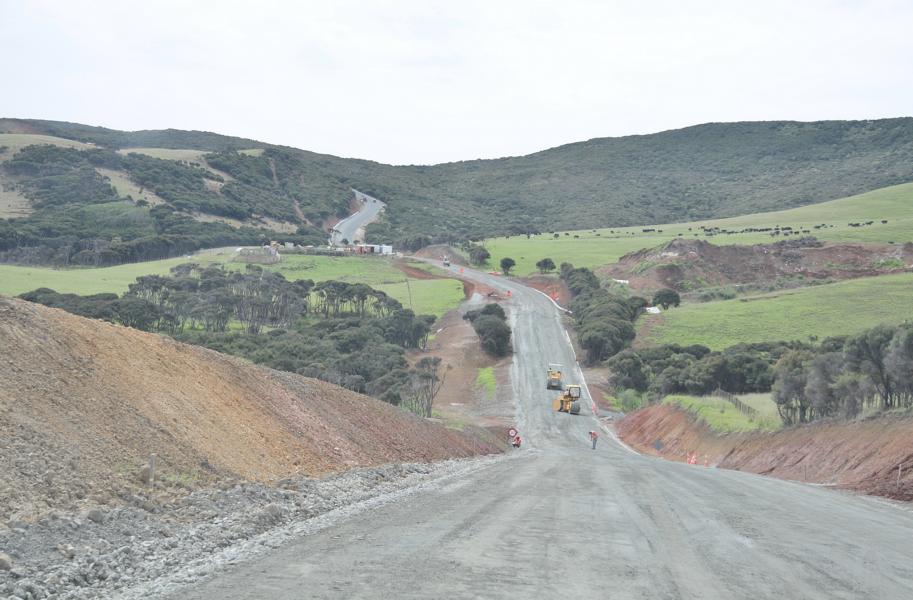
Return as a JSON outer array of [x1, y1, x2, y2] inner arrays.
[[0, 297, 499, 521], [601, 237, 913, 294], [412, 244, 469, 265], [517, 275, 571, 309], [617, 404, 913, 501]]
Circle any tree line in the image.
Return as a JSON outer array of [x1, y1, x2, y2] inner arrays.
[[603, 323, 913, 426], [772, 323, 913, 425], [18, 264, 447, 416], [560, 263, 646, 364]]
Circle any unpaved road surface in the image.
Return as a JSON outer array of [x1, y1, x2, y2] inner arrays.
[[171, 263, 913, 599], [329, 190, 384, 246]]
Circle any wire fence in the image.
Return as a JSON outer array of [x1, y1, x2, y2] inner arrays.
[[712, 388, 760, 419]]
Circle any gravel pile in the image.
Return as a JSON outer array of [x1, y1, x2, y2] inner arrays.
[[0, 456, 501, 600]]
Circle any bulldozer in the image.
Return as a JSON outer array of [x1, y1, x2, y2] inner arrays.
[[553, 384, 582, 415], [546, 363, 563, 390]]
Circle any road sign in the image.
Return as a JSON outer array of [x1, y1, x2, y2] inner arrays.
[[507, 427, 518, 438]]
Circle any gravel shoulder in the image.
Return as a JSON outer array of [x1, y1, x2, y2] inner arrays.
[[0, 456, 507, 600]]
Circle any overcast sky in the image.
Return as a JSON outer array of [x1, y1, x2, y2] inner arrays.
[[2, 0, 912, 164]]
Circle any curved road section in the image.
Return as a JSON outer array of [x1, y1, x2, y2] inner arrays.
[[329, 190, 385, 246], [174, 261, 913, 599]]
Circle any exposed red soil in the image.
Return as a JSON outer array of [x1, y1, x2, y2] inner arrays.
[[0, 297, 500, 517], [412, 245, 469, 265], [517, 275, 572, 309], [600, 238, 913, 294], [617, 404, 913, 501], [393, 261, 443, 281]]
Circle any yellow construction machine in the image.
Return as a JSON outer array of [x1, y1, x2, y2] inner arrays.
[[553, 384, 582, 415], [546, 363, 563, 390]]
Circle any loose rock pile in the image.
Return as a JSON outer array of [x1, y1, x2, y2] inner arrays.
[[0, 457, 499, 600]]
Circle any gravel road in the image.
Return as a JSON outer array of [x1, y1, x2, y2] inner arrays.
[[170, 262, 913, 599], [329, 190, 384, 246]]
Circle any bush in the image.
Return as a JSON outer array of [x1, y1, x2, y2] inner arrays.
[[473, 315, 512, 356], [464, 303, 511, 357]]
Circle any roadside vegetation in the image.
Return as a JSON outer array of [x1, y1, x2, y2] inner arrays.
[[560, 263, 645, 364], [18, 264, 449, 414], [464, 304, 512, 357], [476, 367, 496, 399]]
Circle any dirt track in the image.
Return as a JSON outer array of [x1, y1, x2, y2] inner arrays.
[[170, 260, 913, 599]]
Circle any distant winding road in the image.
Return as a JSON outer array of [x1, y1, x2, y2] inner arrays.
[[329, 190, 385, 246], [172, 261, 913, 599]]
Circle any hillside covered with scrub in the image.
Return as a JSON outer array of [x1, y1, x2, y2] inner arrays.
[[3, 117, 913, 263]]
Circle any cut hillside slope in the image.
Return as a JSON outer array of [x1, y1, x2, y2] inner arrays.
[[604, 237, 913, 294], [0, 296, 497, 519], [616, 404, 913, 501]]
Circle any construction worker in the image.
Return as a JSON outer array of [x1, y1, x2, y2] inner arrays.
[[589, 430, 598, 450], [512, 435, 522, 448]]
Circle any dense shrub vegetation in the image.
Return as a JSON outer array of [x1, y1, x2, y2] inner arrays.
[[18, 264, 445, 413], [604, 323, 913, 426], [560, 263, 645, 364], [0, 145, 326, 265], [771, 323, 913, 425], [463, 303, 512, 357], [605, 342, 794, 397], [6, 117, 913, 251]]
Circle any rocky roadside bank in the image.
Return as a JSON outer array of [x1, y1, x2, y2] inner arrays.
[[0, 456, 504, 600]]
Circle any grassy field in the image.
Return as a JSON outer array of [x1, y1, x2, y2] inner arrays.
[[118, 147, 262, 161], [475, 367, 496, 395], [643, 272, 913, 349], [737, 393, 782, 427], [663, 394, 781, 432], [483, 182, 913, 275], [0, 133, 93, 158], [0, 251, 464, 317], [375, 279, 465, 316]]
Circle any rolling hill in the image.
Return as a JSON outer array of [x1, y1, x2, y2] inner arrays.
[[2, 117, 913, 264]]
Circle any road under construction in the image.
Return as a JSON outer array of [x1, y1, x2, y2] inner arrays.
[[171, 260, 913, 599]]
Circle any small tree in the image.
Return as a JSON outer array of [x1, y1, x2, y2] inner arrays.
[[653, 288, 681, 309], [500, 257, 516, 275], [535, 258, 556, 273], [469, 246, 491, 266]]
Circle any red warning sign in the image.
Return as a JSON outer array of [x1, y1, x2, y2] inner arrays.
[[507, 427, 518, 438]]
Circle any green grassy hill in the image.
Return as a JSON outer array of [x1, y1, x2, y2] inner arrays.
[[482, 182, 913, 275], [642, 272, 913, 350], [3, 117, 913, 263]]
